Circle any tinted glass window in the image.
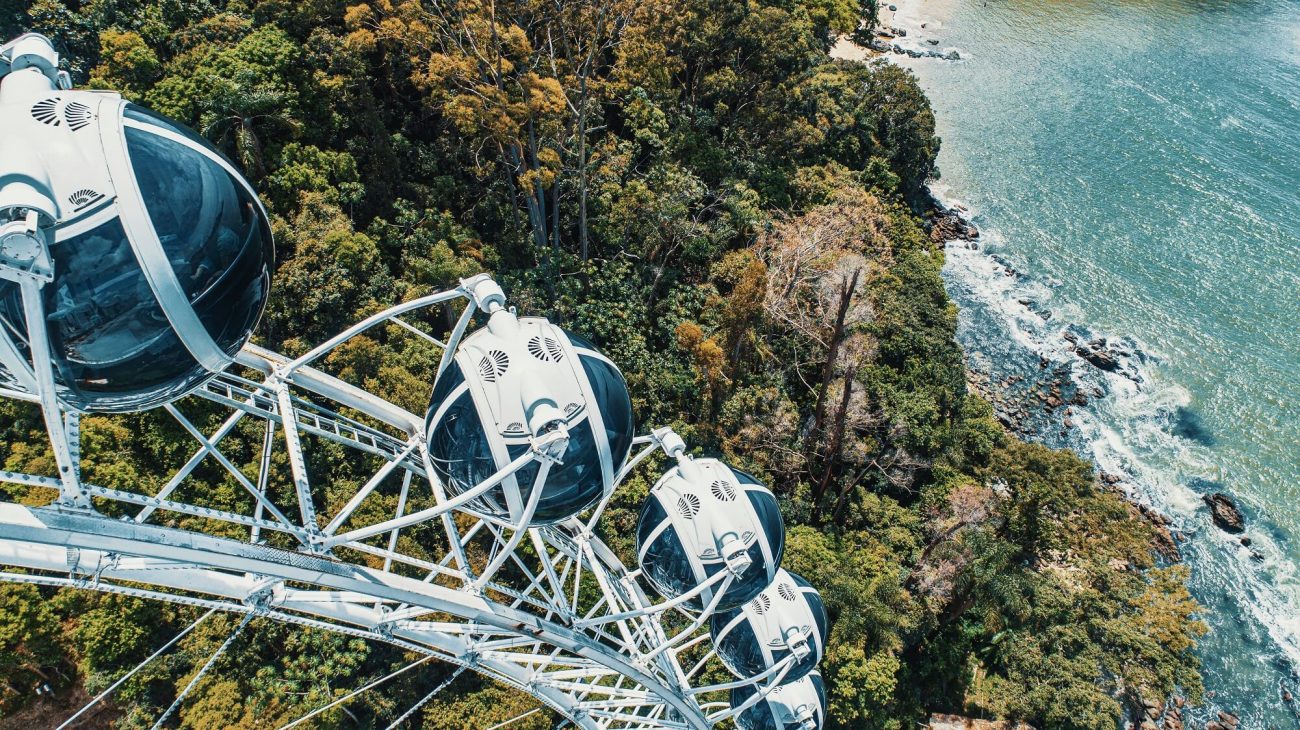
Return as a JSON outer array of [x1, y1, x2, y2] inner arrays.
[[124, 126, 272, 355], [426, 364, 466, 424], [730, 684, 779, 730], [811, 672, 827, 723], [579, 355, 634, 471], [428, 387, 499, 506], [124, 104, 233, 162], [0, 216, 206, 411], [714, 620, 766, 677], [748, 491, 786, 568], [511, 419, 605, 524]]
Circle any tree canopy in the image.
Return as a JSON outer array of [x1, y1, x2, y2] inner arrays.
[[0, 1, 1203, 727]]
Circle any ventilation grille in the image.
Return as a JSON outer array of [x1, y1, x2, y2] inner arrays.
[[563, 402, 581, 416], [710, 479, 737, 501], [527, 335, 565, 362], [505, 422, 526, 435], [64, 100, 93, 130], [30, 98, 95, 130], [777, 582, 798, 602], [31, 98, 60, 126], [477, 350, 510, 382], [750, 594, 772, 615], [676, 493, 701, 519], [67, 188, 104, 211]]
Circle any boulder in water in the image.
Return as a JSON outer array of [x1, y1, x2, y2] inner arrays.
[[1075, 345, 1119, 372], [1203, 492, 1245, 533]]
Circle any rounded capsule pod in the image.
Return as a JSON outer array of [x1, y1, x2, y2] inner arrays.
[[710, 569, 828, 684], [636, 456, 784, 612], [0, 89, 272, 412], [730, 670, 827, 730], [425, 309, 634, 525]]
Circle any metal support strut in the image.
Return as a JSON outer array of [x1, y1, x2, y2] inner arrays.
[[150, 611, 256, 730]]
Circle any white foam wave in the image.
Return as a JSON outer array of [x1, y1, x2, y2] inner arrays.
[[936, 190, 1300, 701]]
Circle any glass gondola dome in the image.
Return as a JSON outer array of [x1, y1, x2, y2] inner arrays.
[[0, 90, 272, 412], [710, 569, 828, 684], [425, 310, 634, 525], [636, 457, 784, 612], [730, 670, 827, 730]]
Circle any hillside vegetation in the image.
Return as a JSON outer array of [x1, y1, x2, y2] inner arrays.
[[0, 1, 1204, 727]]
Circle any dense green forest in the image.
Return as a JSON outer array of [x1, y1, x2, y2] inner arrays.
[[0, 0, 1206, 727]]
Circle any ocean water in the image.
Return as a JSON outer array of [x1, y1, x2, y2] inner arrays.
[[888, 0, 1300, 723]]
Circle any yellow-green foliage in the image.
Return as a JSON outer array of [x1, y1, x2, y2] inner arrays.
[[0, 0, 1203, 727]]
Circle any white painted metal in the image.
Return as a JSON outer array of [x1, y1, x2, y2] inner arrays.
[[0, 36, 819, 729], [0, 277, 808, 729]]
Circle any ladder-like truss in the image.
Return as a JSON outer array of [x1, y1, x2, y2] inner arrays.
[[0, 276, 774, 729]]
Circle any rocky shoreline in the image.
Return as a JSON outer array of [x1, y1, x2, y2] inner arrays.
[[868, 24, 963, 61], [830, 4, 964, 64], [922, 182, 1272, 730], [923, 198, 1264, 567]]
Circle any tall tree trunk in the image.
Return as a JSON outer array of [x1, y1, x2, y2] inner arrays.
[[524, 117, 549, 249], [814, 363, 856, 515], [807, 268, 861, 466], [550, 179, 561, 251], [576, 76, 591, 263]]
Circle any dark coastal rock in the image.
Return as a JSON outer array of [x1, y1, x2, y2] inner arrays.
[[1141, 698, 1160, 716], [1099, 475, 1182, 562], [1147, 514, 1182, 562], [1240, 536, 1252, 546], [931, 211, 979, 243], [945, 50, 961, 61], [1217, 712, 1239, 727], [927, 38, 941, 45], [1203, 493, 1245, 533], [1075, 345, 1119, 372]]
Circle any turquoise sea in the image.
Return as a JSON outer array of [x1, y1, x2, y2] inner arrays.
[[890, 0, 1300, 723]]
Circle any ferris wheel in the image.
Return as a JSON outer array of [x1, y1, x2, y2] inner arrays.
[[0, 33, 830, 730]]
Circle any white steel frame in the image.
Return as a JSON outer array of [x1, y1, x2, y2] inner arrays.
[[0, 274, 802, 729]]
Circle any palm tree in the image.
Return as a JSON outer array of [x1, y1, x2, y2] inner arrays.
[[202, 70, 300, 181]]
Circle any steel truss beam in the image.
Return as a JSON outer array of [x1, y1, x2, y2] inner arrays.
[[0, 277, 790, 730]]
